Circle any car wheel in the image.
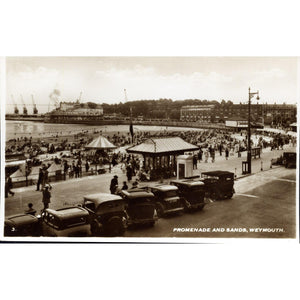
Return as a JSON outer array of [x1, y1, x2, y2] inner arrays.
[[91, 220, 100, 236], [211, 192, 217, 201], [105, 216, 126, 237], [148, 221, 155, 227], [155, 203, 164, 218], [216, 191, 223, 201], [197, 204, 205, 211], [227, 192, 233, 199]]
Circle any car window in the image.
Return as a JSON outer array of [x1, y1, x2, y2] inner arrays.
[[84, 201, 96, 211]]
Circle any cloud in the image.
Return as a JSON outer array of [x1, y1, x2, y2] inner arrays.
[[6, 60, 297, 113], [253, 68, 286, 82], [94, 66, 233, 101]]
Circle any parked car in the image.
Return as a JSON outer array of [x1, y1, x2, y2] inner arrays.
[[282, 152, 296, 168], [201, 171, 235, 200], [83, 193, 127, 237], [41, 206, 91, 237], [170, 179, 206, 211], [120, 189, 158, 227], [4, 213, 42, 237], [149, 184, 184, 217]]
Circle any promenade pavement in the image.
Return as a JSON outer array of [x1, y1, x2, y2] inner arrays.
[[4, 144, 296, 217]]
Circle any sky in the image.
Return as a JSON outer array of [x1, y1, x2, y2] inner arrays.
[[5, 57, 299, 114]]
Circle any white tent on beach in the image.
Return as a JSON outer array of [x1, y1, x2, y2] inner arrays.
[[47, 163, 62, 176], [85, 136, 117, 150], [10, 168, 26, 182]]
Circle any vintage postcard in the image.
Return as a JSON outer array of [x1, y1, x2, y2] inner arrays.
[[1, 56, 298, 242]]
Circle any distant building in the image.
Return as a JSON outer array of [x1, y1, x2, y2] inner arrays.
[[180, 103, 296, 125], [225, 117, 263, 131], [225, 117, 248, 129], [57, 101, 103, 115], [180, 105, 214, 122]]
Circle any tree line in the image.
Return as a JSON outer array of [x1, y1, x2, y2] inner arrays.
[[101, 98, 234, 120]]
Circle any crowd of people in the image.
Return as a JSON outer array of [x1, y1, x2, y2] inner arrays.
[[5, 126, 296, 194]]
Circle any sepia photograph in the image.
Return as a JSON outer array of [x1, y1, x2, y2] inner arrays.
[[1, 3, 300, 300], [1, 56, 298, 240]]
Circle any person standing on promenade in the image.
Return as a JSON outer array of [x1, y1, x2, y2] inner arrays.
[[78, 157, 82, 177], [42, 186, 51, 210], [198, 148, 203, 162], [211, 148, 215, 163], [85, 160, 90, 173], [36, 167, 43, 191], [63, 161, 69, 180], [41, 165, 49, 189], [126, 164, 133, 181], [193, 154, 198, 169], [75, 163, 80, 178], [5, 176, 15, 198], [225, 147, 229, 160], [204, 149, 209, 163], [110, 175, 118, 194]]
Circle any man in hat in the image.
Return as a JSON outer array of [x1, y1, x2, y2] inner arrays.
[[42, 186, 51, 210], [36, 167, 43, 191], [110, 175, 118, 194]]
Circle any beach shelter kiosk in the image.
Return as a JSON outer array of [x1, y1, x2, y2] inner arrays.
[[126, 137, 199, 180]]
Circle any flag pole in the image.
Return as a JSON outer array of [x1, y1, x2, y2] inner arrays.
[[125, 89, 134, 144]]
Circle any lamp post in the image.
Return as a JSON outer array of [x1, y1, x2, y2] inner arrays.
[[247, 87, 259, 174]]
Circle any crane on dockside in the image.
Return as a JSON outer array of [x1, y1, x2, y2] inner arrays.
[[77, 91, 82, 102], [31, 95, 38, 114], [11, 95, 19, 114], [20, 95, 28, 115]]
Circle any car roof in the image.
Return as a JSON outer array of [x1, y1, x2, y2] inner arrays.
[[171, 179, 205, 186], [151, 184, 178, 191], [45, 206, 89, 218], [121, 190, 155, 199], [5, 214, 38, 226], [202, 170, 234, 177], [84, 193, 123, 205]]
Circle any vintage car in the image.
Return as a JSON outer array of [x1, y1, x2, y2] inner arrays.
[[120, 189, 158, 227], [170, 179, 206, 211], [201, 170, 235, 200], [41, 206, 91, 237], [83, 193, 127, 237], [4, 213, 42, 237], [282, 152, 296, 168], [149, 184, 184, 217]]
